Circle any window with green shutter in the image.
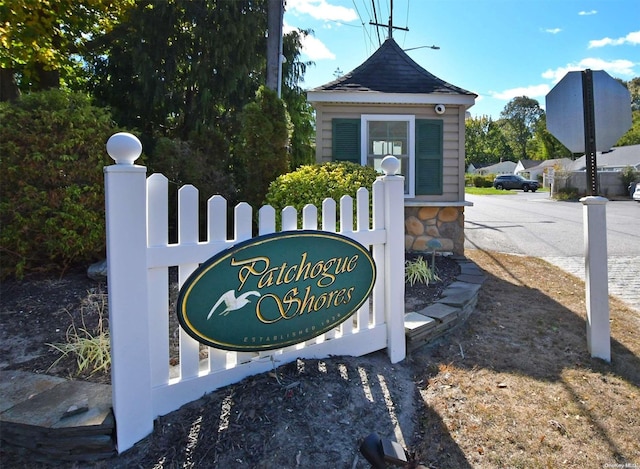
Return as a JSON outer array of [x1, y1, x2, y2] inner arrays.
[[332, 119, 361, 163], [415, 119, 443, 195], [331, 116, 443, 197]]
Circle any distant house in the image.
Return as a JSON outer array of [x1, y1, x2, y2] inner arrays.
[[517, 158, 573, 186], [307, 38, 476, 255], [568, 144, 640, 172], [514, 159, 542, 178], [469, 160, 516, 176]]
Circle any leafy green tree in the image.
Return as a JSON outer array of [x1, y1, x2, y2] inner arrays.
[[499, 96, 543, 160], [465, 115, 512, 168], [619, 76, 639, 111], [615, 77, 640, 146], [0, 0, 133, 100], [528, 114, 571, 160], [87, 0, 314, 210], [615, 110, 640, 146]]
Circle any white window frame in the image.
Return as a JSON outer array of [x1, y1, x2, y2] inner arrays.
[[361, 114, 415, 198]]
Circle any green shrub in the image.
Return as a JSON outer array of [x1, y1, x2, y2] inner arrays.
[[620, 166, 640, 189], [472, 175, 494, 188], [264, 161, 379, 229], [0, 90, 120, 279], [554, 187, 580, 201]]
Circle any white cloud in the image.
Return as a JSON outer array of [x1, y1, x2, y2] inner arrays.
[[542, 58, 637, 83], [578, 10, 597, 16], [589, 30, 640, 48], [283, 20, 335, 60], [301, 33, 336, 60], [489, 84, 551, 101], [286, 0, 358, 22], [545, 28, 562, 34]]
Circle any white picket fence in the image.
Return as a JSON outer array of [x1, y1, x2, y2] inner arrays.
[[104, 133, 406, 452]]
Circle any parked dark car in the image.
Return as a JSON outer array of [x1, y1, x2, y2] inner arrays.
[[493, 174, 539, 192]]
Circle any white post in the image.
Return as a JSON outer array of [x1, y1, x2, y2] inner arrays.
[[581, 196, 611, 362], [104, 133, 154, 451], [380, 156, 406, 363]]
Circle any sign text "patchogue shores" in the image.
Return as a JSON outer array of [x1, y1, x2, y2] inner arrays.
[[176, 231, 376, 351]]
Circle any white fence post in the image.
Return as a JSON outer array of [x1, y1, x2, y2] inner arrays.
[[379, 156, 406, 363], [581, 196, 611, 362], [104, 133, 154, 451]]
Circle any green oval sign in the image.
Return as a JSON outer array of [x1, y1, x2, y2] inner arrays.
[[177, 231, 376, 351]]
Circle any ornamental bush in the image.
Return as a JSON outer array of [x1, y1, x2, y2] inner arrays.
[[0, 90, 121, 279], [264, 161, 379, 229], [472, 174, 494, 188]]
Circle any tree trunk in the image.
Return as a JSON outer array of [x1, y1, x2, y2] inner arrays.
[[0, 68, 21, 102], [34, 62, 60, 90]]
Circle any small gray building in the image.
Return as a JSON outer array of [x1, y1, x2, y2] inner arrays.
[[307, 38, 476, 255]]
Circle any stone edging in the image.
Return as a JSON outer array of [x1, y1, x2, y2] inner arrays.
[[404, 256, 486, 352], [0, 371, 115, 462]]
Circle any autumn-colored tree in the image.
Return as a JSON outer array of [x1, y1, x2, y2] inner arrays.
[[0, 0, 133, 100]]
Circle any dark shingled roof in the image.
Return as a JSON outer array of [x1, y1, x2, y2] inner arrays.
[[311, 38, 475, 96]]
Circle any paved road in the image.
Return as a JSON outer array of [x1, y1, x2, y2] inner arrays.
[[464, 192, 640, 312]]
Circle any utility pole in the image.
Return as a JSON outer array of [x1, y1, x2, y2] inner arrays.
[[266, 0, 284, 97], [369, 0, 408, 39]]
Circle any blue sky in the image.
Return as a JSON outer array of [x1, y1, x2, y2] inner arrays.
[[283, 0, 639, 119]]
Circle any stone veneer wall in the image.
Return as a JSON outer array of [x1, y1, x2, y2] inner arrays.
[[404, 206, 465, 255]]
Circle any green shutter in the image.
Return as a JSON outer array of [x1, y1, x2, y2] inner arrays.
[[415, 119, 443, 195], [332, 119, 360, 163]]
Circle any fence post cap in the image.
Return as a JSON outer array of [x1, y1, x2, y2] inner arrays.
[[107, 132, 142, 165], [380, 155, 400, 175]]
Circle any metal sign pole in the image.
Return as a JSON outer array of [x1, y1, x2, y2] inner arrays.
[[581, 69, 598, 196]]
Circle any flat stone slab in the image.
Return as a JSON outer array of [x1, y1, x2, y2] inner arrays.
[[1, 379, 112, 431], [405, 312, 436, 333], [0, 371, 66, 413], [456, 273, 486, 284], [417, 303, 459, 322], [442, 282, 481, 296], [438, 290, 475, 307], [459, 262, 483, 276]]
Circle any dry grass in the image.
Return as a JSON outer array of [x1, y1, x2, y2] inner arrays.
[[46, 290, 110, 376], [411, 249, 640, 468]]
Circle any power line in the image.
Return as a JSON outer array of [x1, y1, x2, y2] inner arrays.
[[371, 0, 382, 46], [403, 0, 410, 47], [352, 0, 375, 53]]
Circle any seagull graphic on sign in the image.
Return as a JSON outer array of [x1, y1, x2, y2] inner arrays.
[[207, 290, 261, 319]]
